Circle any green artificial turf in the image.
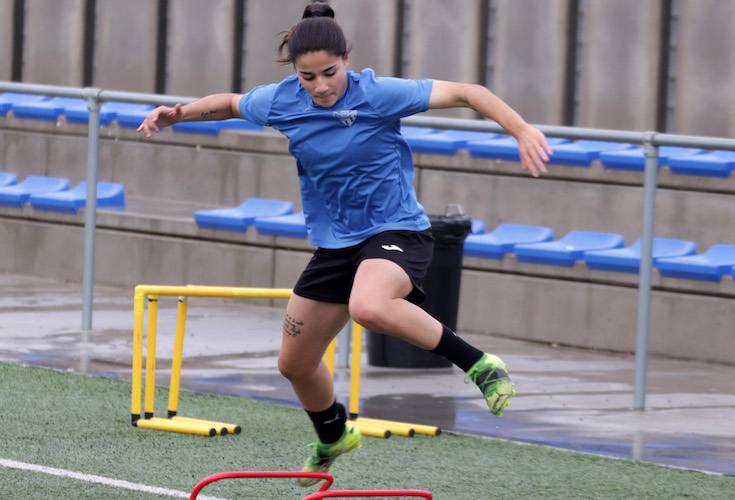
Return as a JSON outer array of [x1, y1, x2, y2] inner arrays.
[[0, 362, 733, 499]]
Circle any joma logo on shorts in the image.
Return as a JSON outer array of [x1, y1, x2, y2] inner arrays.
[[381, 244, 404, 252]]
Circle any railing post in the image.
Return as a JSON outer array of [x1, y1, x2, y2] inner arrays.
[[81, 87, 102, 331], [633, 132, 659, 410]]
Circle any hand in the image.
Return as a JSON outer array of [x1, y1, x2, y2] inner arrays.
[[137, 104, 183, 138], [515, 124, 552, 177]]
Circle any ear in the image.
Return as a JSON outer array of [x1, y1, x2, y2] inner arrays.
[[342, 54, 350, 68]]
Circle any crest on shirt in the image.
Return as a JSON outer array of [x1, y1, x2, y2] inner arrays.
[[333, 110, 357, 127]]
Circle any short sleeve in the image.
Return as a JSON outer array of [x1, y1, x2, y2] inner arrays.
[[359, 69, 433, 120], [237, 83, 278, 126]]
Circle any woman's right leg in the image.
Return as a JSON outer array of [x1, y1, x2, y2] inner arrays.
[[278, 293, 349, 411], [278, 294, 360, 486]]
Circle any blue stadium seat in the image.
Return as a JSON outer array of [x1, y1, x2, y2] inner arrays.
[[400, 126, 437, 137], [514, 230, 625, 266], [172, 121, 220, 136], [10, 95, 70, 121], [218, 118, 264, 132], [0, 175, 70, 208], [195, 197, 295, 232], [0, 93, 47, 118], [61, 98, 116, 126], [254, 211, 308, 239], [667, 150, 735, 178], [470, 218, 486, 235], [655, 244, 735, 281], [599, 146, 705, 171], [584, 238, 697, 273], [545, 140, 637, 167], [463, 223, 554, 259], [103, 102, 154, 129], [405, 129, 500, 155], [0, 96, 13, 116], [0, 171, 17, 187], [466, 136, 570, 161], [29, 181, 125, 214]]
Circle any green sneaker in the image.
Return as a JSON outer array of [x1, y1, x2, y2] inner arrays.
[[466, 353, 516, 416], [297, 422, 362, 487]]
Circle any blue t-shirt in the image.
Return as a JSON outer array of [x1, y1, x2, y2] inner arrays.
[[238, 68, 432, 248]]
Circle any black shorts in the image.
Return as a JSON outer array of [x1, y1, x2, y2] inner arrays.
[[293, 229, 435, 305]]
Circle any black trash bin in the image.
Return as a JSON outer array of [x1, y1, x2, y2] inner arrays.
[[367, 211, 472, 368]]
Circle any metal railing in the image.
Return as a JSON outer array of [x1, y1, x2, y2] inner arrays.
[[2, 79, 735, 411]]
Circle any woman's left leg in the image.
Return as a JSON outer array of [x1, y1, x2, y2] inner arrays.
[[348, 258, 442, 349], [349, 258, 515, 416]]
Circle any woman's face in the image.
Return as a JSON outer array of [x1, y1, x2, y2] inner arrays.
[[294, 51, 349, 108]]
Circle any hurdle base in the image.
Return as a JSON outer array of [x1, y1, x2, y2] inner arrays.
[[354, 417, 440, 437], [172, 416, 241, 435], [136, 417, 216, 436]]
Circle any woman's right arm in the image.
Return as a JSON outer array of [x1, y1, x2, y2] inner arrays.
[[137, 93, 241, 138]]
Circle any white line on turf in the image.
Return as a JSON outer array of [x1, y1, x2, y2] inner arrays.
[[0, 458, 229, 500]]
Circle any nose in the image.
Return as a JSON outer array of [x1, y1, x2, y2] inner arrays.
[[314, 77, 329, 95]]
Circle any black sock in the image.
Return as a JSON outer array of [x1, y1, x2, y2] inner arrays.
[[430, 325, 484, 372], [305, 400, 347, 444]]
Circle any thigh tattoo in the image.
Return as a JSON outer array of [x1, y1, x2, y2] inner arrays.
[[283, 313, 305, 337]]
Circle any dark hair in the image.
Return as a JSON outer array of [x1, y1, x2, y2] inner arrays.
[[277, 2, 350, 65]]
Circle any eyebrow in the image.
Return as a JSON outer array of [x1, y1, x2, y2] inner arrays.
[[299, 64, 337, 77]]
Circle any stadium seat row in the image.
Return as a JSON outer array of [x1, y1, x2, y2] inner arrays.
[[464, 224, 735, 282], [0, 92, 262, 135], [194, 197, 735, 282], [401, 126, 735, 177], [193, 198, 484, 240], [3, 92, 734, 177], [0, 172, 125, 214]]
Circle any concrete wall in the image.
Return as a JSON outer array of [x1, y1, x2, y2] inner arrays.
[[419, 168, 735, 249], [5, 2, 735, 136], [331, 0, 398, 76], [240, 0, 304, 90], [577, 0, 661, 130], [672, 0, 735, 137], [0, 0, 13, 81], [92, 0, 158, 93], [459, 270, 735, 364], [0, 218, 275, 288], [22, 0, 85, 86], [402, 0, 483, 118], [166, 0, 236, 96], [492, 0, 569, 125]]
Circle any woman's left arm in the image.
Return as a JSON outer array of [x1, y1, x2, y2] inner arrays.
[[429, 80, 551, 177]]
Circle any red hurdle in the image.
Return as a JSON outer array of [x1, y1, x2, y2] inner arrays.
[[303, 489, 433, 499], [189, 471, 334, 499]]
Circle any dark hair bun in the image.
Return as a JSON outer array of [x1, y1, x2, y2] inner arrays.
[[303, 2, 335, 19]]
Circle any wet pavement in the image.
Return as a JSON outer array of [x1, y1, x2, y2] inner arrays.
[[1, 273, 734, 475]]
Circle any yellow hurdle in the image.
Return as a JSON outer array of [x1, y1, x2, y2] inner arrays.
[[144, 296, 158, 418], [130, 293, 145, 424], [130, 286, 290, 434], [344, 321, 441, 438], [130, 283, 442, 439], [324, 338, 336, 378], [348, 322, 362, 419], [167, 297, 187, 418]]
